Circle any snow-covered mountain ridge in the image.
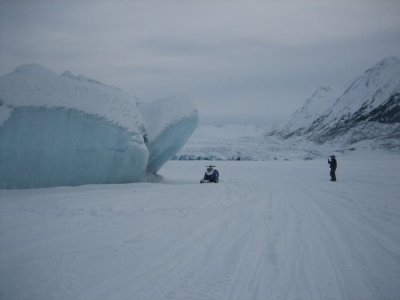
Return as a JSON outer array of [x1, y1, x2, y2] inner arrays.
[[269, 86, 338, 139], [174, 125, 326, 161], [175, 57, 400, 161], [268, 56, 400, 150]]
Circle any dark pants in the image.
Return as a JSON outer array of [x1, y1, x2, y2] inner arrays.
[[330, 169, 336, 181]]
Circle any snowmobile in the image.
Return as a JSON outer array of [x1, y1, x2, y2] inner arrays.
[[200, 165, 219, 183]]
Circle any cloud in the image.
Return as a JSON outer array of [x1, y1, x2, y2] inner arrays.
[[1, 0, 399, 126]]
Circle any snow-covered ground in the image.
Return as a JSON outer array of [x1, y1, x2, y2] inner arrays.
[[1, 154, 400, 300]]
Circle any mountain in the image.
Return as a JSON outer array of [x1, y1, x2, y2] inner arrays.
[[173, 124, 327, 161], [0, 64, 198, 188], [268, 86, 337, 139], [173, 57, 400, 162], [269, 56, 400, 151]]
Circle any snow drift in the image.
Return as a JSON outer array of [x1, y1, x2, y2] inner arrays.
[[0, 64, 198, 188]]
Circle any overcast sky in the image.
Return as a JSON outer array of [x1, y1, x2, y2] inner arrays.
[[1, 0, 399, 126]]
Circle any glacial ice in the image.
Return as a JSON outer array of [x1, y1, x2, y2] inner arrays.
[[0, 107, 148, 188], [0, 64, 198, 188], [138, 97, 198, 173]]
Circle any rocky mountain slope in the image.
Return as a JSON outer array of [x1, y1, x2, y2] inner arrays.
[[268, 86, 338, 139], [268, 56, 400, 151]]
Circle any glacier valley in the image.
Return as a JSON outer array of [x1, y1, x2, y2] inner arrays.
[[0, 57, 399, 300], [175, 56, 400, 161]]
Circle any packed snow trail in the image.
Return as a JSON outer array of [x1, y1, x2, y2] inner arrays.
[[1, 156, 400, 300]]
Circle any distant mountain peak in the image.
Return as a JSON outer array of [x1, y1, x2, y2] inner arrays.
[[375, 56, 400, 68], [363, 56, 400, 78], [268, 56, 400, 151], [61, 70, 74, 78], [304, 86, 334, 107], [13, 64, 56, 77], [268, 85, 337, 138], [329, 55, 400, 116], [311, 86, 332, 95]]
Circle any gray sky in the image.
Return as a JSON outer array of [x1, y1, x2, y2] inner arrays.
[[1, 0, 399, 126]]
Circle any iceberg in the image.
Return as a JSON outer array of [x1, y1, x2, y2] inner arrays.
[[138, 96, 198, 173], [0, 64, 198, 188]]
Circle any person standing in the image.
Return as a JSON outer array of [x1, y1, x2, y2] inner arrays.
[[328, 155, 337, 181]]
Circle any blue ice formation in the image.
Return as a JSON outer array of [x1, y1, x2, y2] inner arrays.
[[138, 97, 199, 173], [0, 64, 198, 188]]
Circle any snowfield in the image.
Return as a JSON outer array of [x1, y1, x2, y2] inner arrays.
[[1, 155, 400, 300]]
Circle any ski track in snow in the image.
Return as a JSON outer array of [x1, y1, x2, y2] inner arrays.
[[1, 157, 400, 300]]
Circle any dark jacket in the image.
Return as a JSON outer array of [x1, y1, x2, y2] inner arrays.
[[204, 169, 219, 183], [328, 157, 337, 170]]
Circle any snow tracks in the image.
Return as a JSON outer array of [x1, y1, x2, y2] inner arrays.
[[1, 157, 400, 300]]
